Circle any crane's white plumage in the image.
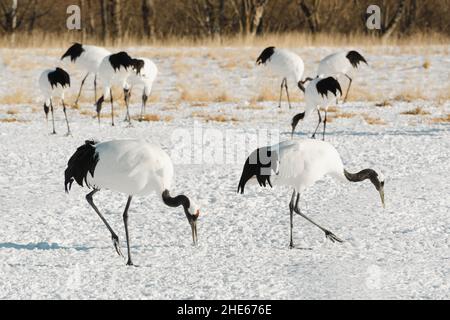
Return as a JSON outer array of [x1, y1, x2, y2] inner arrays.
[[61, 43, 111, 105], [38, 67, 71, 135], [238, 139, 384, 247], [291, 76, 342, 139], [62, 44, 111, 72], [96, 51, 143, 125], [126, 57, 158, 119], [256, 47, 305, 108], [316, 50, 368, 102], [87, 139, 173, 196], [64, 139, 200, 266]]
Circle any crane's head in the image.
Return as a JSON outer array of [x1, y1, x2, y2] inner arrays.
[[291, 112, 305, 138], [183, 198, 200, 246]]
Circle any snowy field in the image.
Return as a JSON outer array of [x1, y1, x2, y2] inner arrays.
[[0, 45, 449, 299]]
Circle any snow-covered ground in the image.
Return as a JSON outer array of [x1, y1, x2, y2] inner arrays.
[[0, 46, 449, 299]]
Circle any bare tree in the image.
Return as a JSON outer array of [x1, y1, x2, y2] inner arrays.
[[142, 0, 156, 38], [381, 0, 406, 39], [100, 0, 109, 42], [298, 0, 321, 33], [231, 0, 269, 36], [108, 0, 122, 40]]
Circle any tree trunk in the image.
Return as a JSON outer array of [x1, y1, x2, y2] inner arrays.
[[298, 0, 320, 33], [251, 0, 268, 37], [109, 0, 122, 41], [100, 0, 109, 42], [381, 0, 406, 39], [142, 0, 156, 38]]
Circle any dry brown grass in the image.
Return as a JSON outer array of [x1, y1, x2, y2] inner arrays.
[[400, 107, 431, 116], [362, 114, 386, 125], [2, 31, 449, 49], [345, 86, 378, 101], [134, 114, 161, 122], [375, 100, 392, 107], [191, 111, 238, 123], [6, 108, 19, 115], [0, 118, 18, 123], [332, 112, 357, 119], [80, 109, 96, 117], [179, 84, 235, 103], [429, 114, 450, 123], [0, 91, 34, 104], [393, 88, 427, 102]]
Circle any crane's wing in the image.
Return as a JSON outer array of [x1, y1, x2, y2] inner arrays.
[[48, 68, 71, 89], [346, 50, 368, 68], [274, 140, 305, 181], [315, 77, 342, 98], [237, 145, 279, 194]]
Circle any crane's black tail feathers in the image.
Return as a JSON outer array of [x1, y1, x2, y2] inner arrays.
[[64, 140, 100, 193], [237, 147, 276, 194], [346, 51, 368, 68]]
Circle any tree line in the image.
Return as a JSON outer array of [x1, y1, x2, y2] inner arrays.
[[1, 0, 449, 43]]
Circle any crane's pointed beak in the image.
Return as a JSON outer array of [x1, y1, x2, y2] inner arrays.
[[190, 220, 198, 246], [379, 182, 385, 209]]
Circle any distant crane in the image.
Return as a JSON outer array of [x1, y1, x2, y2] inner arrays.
[[291, 76, 342, 140], [256, 46, 305, 109], [64, 139, 201, 266], [39, 67, 71, 135], [61, 43, 111, 105], [96, 51, 144, 126], [237, 139, 385, 248], [317, 50, 368, 102], [126, 57, 158, 121]]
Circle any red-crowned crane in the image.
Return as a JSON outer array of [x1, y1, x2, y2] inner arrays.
[[237, 139, 385, 248], [39, 67, 71, 135], [96, 51, 144, 126], [291, 76, 342, 140], [317, 50, 368, 102], [256, 47, 305, 109], [64, 139, 201, 266], [61, 43, 111, 105], [126, 57, 158, 121]]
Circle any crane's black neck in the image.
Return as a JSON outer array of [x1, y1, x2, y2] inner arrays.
[[162, 190, 190, 211], [344, 169, 383, 191]]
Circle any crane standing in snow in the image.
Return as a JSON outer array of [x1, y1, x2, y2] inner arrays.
[[291, 76, 342, 140], [256, 47, 305, 109], [39, 67, 71, 135], [61, 43, 111, 106], [96, 51, 144, 126], [64, 139, 201, 266], [126, 57, 158, 121], [317, 50, 368, 102], [237, 139, 385, 248]]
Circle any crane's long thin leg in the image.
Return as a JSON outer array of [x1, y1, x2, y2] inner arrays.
[[86, 190, 123, 257], [293, 193, 343, 243], [62, 99, 71, 136], [123, 196, 134, 266], [285, 80, 292, 109], [75, 73, 89, 106], [289, 189, 296, 249], [140, 93, 148, 121], [343, 74, 352, 103], [123, 88, 132, 125], [110, 89, 115, 126], [311, 109, 322, 139], [278, 78, 285, 109], [50, 99, 56, 135], [94, 75, 97, 103], [322, 110, 327, 141]]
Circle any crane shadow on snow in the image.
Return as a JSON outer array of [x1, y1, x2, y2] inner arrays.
[[0, 242, 91, 251]]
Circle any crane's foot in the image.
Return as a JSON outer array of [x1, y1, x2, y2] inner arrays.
[[111, 235, 124, 257], [126, 259, 135, 266], [324, 230, 343, 243]]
